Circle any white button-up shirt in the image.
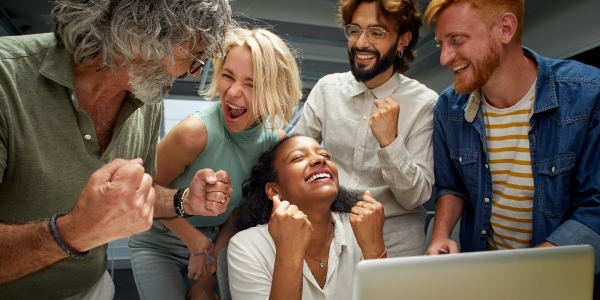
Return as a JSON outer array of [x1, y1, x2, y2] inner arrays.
[[294, 72, 438, 217], [228, 212, 363, 300]]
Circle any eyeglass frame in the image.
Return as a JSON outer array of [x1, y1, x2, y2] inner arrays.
[[177, 45, 209, 74], [343, 24, 395, 44]]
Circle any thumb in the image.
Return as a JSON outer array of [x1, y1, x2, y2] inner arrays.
[[363, 190, 372, 197], [374, 99, 383, 108], [271, 195, 281, 212]]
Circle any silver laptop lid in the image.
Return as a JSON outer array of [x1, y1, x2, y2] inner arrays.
[[352, 245, 594, 300]]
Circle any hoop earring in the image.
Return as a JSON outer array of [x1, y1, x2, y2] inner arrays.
[[398, 50, 403, 58]]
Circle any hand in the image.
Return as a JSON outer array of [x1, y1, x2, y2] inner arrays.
[[185, 169, 233, 216], [187, 236, 213, 280], [185, 274, 216, 300], [425, 237, 459, 255], [60, 158, 155, 252], [370, 97, 400, 148], [268, 195, 312, 259], [350, 190, 386, 259]]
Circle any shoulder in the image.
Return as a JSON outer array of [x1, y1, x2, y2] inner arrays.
[[162, 114, 208, 157], [434, 86, 470, 118], [0, 33, 54, 60], [194, 101, 223, 125], [398, 74, 439, 104], [229, 224, 273, 255], [312, 72, 356, 92]]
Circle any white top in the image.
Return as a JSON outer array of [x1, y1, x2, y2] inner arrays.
[[227, 212, 363, 300], [482, 82, 536, 250], [294, 72, 438, 217]]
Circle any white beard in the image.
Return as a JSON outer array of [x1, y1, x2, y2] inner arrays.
[[127, 63, 176, 105]]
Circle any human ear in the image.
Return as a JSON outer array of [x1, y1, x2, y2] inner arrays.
[[498, 13, 518, 44], [397, 31, 413, 52], [265, 182, 281, 201]]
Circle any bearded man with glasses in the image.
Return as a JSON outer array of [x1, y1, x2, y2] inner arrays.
[[294, 0, 438, 257], [0, 0, 233, 299]]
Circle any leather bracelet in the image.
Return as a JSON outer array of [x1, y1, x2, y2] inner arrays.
[[174, 188, 191, 218], [49, 213, 89, 259]]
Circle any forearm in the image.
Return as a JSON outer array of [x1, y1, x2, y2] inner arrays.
[[0, 222, 68, 284], [214, 214, 236, 253], [152, 182, 178, 218], [160, 218, 210, 252], [430, 194, 465, 241], [269, 254, 304, 300], [379, 137, 434, 210]]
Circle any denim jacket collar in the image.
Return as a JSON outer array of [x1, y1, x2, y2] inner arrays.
[[463, 47, 558, 123]]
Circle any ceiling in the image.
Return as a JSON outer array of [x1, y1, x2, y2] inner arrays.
[[0, 0, 559, 99]]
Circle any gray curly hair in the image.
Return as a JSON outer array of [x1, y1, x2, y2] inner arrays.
[[51, 0, 233, 67]]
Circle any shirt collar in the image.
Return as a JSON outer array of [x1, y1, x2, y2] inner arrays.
[[350, 72, 402, 99], [39, 39, 76, 90], [331, 212, 348, 257], [463, 47, 553, 122]]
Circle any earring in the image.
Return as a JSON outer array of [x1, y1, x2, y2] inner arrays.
[[273, 195, 280, 200], [398, 50, 403, 58]]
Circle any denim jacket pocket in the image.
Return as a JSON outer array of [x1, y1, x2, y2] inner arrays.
[[450, 148, 478, 195], [538, 153, 576, 217]]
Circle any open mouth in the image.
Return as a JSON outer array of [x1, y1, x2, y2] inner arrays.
[[305, 169, 332, 184], [227, 102, 247, 120], [451, 62, 471, 74]]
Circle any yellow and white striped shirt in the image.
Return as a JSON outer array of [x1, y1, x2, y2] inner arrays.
[[482, 82, 536, 250]]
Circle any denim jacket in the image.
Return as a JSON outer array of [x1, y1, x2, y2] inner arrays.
[[433, 48, 600, 273]]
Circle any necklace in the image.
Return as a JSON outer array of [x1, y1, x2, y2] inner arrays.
[[305, 223, 334, 267], [305, 223, 334, 289]]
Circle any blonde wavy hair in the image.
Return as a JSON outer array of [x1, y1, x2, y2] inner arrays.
[[424, 0, 524, 42], [203, 28, 302, 130]]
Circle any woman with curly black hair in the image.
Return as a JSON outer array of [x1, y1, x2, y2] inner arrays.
[[228, 135, 388, 300]]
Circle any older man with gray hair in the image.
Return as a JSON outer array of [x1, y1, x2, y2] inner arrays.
[[0, 0, 232, 299]]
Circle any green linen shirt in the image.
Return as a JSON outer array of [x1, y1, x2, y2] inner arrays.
[[0, 33, 161, 299]]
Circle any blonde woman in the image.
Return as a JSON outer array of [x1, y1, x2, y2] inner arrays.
[[128, 27, 302, 300]]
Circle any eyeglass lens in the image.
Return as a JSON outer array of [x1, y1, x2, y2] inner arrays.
[[344, 25, 385, 43]]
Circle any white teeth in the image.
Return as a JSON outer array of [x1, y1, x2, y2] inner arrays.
[[452, 62, 470, 72], [305, 173, 331, 183], [357, 54, 375, 60], [227, 103, 244, 110]]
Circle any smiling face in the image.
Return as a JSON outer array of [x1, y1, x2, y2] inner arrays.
[[435, 2, 501, 94], [347, 1, 402, 86], [128, 42, 205, 105], [269, 136, 339, 210], [217, 45, 257, 133]]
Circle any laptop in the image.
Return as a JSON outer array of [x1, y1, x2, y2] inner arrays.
[[352, 245, 595, 300]]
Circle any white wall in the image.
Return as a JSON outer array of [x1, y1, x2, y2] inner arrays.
[[412, 0, 600, 94]]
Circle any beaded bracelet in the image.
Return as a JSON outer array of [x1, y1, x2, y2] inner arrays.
[[191, 242, 215, 264], [49, 213, 89, 259], [378, 248, 388, 259]]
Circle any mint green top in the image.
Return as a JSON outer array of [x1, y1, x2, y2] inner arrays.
[[0, 33, 161, 299], [168, 101, 279, 227]]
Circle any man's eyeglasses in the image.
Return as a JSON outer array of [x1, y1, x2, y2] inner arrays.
[[178, 45, 209, 74], [343, 24, 393, 44]]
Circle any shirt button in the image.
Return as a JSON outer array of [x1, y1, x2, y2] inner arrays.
[[459, 157, 462, 162], [71, 95, 75, 102], [363, 116, 368, 120], [484, 197, 490, 203], [84, 134, 92, 140], [482, 230, 487, 235], [485, 164, 489, 169]]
